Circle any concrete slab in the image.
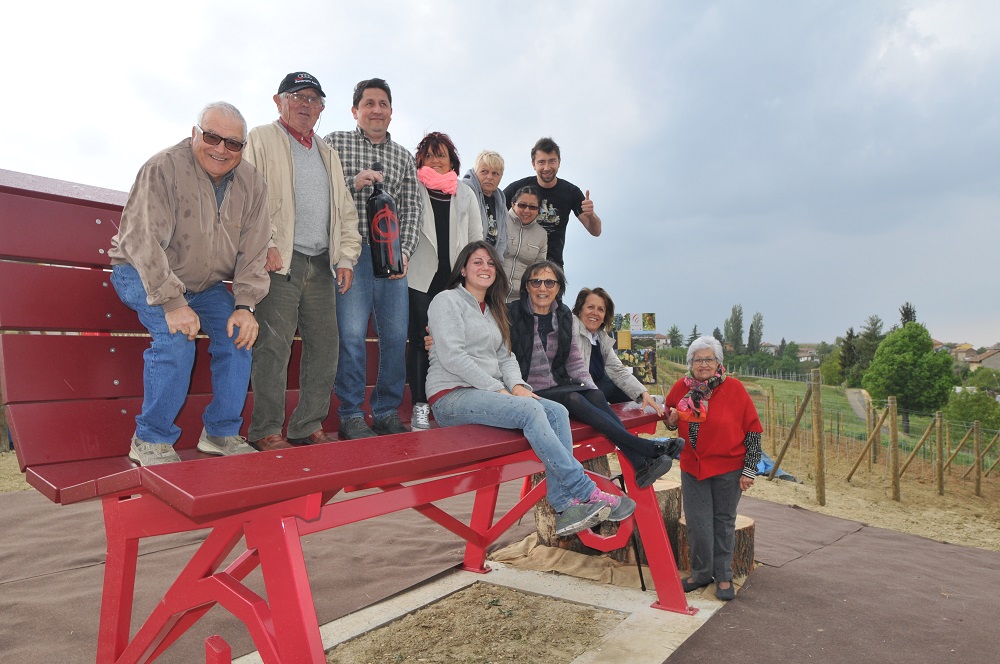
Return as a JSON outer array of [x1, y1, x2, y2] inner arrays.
[[234, 563, 721, 664]]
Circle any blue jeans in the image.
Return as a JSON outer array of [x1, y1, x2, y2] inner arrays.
[[111, 264, 252, 445], [334, 247, 409, 421], [431, 389, 596, 512]]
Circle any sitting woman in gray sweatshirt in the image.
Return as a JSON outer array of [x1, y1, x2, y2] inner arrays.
[[425, 240, 635, 536]]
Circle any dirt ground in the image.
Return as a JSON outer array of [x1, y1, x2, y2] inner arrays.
[[326, 582, 624, 664], [3, 429, 998, 663]]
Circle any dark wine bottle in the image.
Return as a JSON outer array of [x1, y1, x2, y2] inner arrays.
[[366, 161, 403, 277]]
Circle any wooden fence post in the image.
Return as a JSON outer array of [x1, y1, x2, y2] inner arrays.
[[935, 412, 944, 496], [900, 417, 936, 477], [811, 369, 825, 505], [846, 407, 891, 482], [974, 421, 982, 497], [962, 431, 998, 479], [889, 397, 900, 502]]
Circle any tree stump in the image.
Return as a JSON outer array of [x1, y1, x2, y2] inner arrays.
[[676, 514, 755, 577], [533, 459, 684, 565]]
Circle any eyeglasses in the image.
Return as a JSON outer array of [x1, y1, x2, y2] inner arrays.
[[515, 202, 540, 211], [286, 92, 325, 107], [196, 126, 246, 152], [691, 358, 718, 365], [527, 279, 558, 289]]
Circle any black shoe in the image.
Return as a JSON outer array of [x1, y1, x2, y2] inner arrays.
[[652, 437, 685, 460], [372, 413, 408, 435], [716, 581, 736, 601], [634, 454, 673, 489], [682, 577, 713, 593], [338, 417, 377, 440]]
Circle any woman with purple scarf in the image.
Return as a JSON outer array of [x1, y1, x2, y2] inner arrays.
[[665, 336, 763, 601]]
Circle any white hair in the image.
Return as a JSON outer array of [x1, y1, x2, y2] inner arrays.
[[686, 336, 724, 367], [197, 101, 247, 139]]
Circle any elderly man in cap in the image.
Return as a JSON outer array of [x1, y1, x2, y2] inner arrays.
[[244, 72, 362, 450], [109, 101, 270, 466]]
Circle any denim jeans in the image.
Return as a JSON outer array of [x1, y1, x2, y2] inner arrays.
[[538, 388, 656, 469], [681, 468, 743, 583], [431, 389, 596, 512], [249, 251, 338, 441], [334, 246, 409, 421], [111, 263, 252, 445]]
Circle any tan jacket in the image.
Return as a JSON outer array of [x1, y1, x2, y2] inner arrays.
[[244, 121, 361, 274], [502, 208, 548, 303], [108, 138, 270, 311], [408, 183, 484, 293], [574, 316, 647, 401]]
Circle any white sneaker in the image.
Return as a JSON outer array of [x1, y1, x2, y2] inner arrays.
[[197, 428, 256, 456], [411, 402, 431, 430], [128, 436, 181, 466]]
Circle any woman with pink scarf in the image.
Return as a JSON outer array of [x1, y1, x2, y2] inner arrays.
[[665, 336, 762, 601], [407, 132, 484, 429]]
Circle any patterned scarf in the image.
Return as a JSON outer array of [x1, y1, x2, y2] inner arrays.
[[417, 166, 458, 194], [677, 364, 726, 422]]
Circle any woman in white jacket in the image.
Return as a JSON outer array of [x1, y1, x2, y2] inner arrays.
[[572, 287, 664, 414], [407, 132, 483, 429]]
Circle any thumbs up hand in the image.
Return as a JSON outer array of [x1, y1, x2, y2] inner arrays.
[[581, 189, 595, 216]]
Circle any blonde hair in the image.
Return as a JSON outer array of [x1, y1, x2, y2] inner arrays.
[[474, 150, 505, 174]]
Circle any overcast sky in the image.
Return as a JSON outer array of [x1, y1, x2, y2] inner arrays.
[[3, 1, 997, 347]]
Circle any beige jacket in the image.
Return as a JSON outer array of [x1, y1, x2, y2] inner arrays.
[[408, 182, 484, 293], [573, 316, 647, 401], [109, 138, 270, 311], [244, 121, 361, 274]]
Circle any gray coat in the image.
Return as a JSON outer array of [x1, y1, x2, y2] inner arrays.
[[573, 316, 647, 401]]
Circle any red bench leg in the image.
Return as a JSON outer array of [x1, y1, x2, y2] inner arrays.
[[205, 635, 232, 664], [245, 514, 326, 663], [460, 483, 501, 573], [97, 503, 140, 663]]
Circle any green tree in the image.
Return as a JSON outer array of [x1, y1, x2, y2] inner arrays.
[[899, 302, 917, 326], [667, 324, 683, 348], [820, 345, 844, 385], [839, 327, 858, 385], [686, 325, 700, 345], [777, 340, 801, 375], [862, 323, 954, 433], [712, 327, 724, 343], [747, 312, 764, 355], [723, 304, 745, 355], [943, 390, 1000, 431], [966, 367, 1000, 397]]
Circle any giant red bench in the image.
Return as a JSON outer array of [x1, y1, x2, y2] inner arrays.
[[0, 168, 694, 664]]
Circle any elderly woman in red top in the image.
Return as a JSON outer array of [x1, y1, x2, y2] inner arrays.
[[665, 336, 762, 601]]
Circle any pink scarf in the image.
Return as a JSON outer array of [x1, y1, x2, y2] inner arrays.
[[417, 166, 458, 195]]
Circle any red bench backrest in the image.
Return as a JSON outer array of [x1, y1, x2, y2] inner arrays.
[[0, 169, 391, 474]]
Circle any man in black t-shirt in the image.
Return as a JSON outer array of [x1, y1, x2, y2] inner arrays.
[[502, 137, 601, 267]]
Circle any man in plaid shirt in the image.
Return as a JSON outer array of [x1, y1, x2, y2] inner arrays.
[[324, 78, 421, 439]]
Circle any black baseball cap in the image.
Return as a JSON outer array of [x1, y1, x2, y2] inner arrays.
[[277, 72, 325, 97]]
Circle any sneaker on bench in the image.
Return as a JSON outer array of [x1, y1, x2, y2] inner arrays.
[[411, 402, 431, 430], [339, 416, 377, 440], [128, 436, 181, 466], [634, 453, 673, 489], [197, 429, 256, 456], [555, 500, 612, 537], [372, 412, 409, 435], [586, 486, 636, 521]]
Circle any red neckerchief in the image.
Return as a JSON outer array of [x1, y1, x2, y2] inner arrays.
[[278, 118, 314, 149]]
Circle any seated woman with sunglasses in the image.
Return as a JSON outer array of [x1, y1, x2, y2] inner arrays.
[[427, 241, 635, 536], [501, 185, 548, 303], [507, 261, 684, 490]]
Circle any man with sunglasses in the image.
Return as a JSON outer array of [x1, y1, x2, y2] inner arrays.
[[242, 72, 362, 451], [109, 102, 270, 466], [323, 78, 421, 439], [502, 137, 602, 268]]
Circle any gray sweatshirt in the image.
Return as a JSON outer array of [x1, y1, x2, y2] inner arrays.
[[426, 286, 529, 398]]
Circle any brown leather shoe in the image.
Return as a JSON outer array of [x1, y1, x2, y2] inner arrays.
[[288, 429, 337, 445], [253, 434, 293, 451]]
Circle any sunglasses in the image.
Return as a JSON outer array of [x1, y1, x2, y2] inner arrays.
[[197, 126, 246, 152], [515, 202, 540, 211], [527, 278, 558, 289]]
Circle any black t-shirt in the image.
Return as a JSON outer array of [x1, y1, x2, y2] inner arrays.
[[502, 176, 584, 267], [483, 197, 500, 248]]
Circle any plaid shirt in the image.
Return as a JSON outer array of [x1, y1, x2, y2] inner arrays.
[[324, 127, 421, 258]]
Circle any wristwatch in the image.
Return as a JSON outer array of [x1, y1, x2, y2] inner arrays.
[[235, 305, 255, 315]]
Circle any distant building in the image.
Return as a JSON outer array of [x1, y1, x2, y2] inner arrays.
[[968, 349, 1000, 372], [797, 347, 818, 363], [760, 342, 779, 356], [654, 333, 669, 349], [950, 343, 977, 362]]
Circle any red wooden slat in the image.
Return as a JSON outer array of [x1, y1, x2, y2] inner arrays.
[[0, 261, 144, 332], [0, 335, 218, 403], [0, 190, 120, 267]]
